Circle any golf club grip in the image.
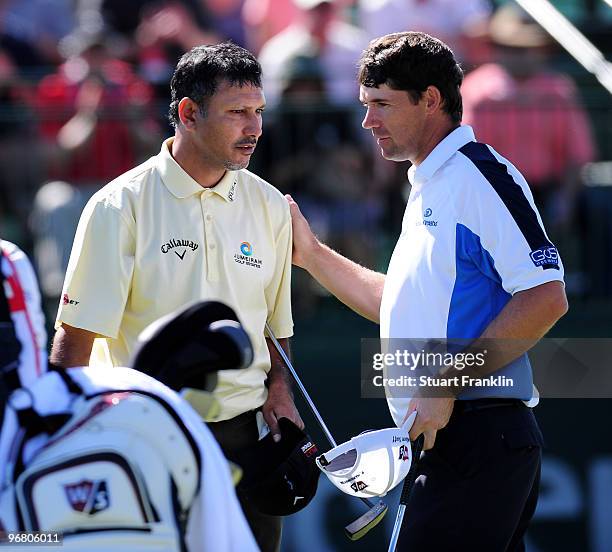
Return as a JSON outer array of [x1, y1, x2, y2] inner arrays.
[[399, 434, 424, 505]]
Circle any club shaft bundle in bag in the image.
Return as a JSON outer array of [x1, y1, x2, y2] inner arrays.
[[265, 323, 388, 540], [387, 433, 425, 552]]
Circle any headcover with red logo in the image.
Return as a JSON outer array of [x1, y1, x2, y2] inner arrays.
[[229, 417, 320, 516], [315, 411, 417, 498]]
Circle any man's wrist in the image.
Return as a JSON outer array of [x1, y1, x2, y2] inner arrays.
[[301, 238, 324, 274]]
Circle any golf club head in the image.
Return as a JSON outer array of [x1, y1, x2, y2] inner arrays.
[[344, 499, 388, 540]]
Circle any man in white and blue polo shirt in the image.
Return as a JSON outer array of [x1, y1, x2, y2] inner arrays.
[[287, 31, 568, 550]]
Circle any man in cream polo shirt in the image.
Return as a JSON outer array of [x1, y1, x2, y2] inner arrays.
[[51, 42, 300, 552]]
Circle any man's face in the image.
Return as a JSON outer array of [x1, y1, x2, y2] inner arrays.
[[192, 80, 265, 171], [360, 84, 427, 163]]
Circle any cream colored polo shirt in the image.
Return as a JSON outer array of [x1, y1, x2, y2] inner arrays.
[[56, 138, 293, 421]]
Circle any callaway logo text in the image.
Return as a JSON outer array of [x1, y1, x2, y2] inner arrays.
[[161, 238, 199, 260]]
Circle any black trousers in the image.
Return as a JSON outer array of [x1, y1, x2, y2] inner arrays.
[[207, 410, 282, 552], [398, 400, 544, 552]]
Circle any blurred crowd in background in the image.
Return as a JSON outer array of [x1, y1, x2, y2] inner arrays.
[[0, 0, 611, 325]]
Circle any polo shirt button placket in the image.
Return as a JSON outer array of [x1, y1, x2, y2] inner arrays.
[[201, 192, 218, 282]]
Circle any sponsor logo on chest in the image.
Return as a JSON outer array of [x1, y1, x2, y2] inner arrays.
[[415, 207, 438, 227], [234, 241, 262, 269], [161, 238, 199, 260]]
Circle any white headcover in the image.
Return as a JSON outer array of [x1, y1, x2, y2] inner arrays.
[[315, 411, 417, 498]]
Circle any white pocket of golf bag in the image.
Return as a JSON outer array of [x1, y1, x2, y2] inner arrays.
[[7, 392, 198, 551], [315, 411, 417, 498]]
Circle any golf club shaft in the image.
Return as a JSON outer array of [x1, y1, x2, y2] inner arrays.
[[387, 434, 425, 552], [387, 504, 406, 552], [265, 322, 337, 447], [265, 322, 379, 510]]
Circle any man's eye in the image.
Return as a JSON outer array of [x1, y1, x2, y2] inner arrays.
[[231, 109, 244, 114], [256, 108, 265, 114]]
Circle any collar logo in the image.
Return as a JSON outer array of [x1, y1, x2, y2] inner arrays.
[[161, 238, 199, 260], [227, 181, 236, 202], [234, 241, 262, 269]]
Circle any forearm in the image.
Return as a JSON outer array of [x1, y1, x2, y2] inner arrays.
[[50, 324, 97, 368], [266, 337, 292, 391], [304, 242, 385, 323], [442, 281, 568, 393]]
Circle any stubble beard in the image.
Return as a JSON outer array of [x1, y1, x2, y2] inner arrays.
[[224, 159, 250, 171]]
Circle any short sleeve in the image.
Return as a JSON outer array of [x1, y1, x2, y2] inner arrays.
[[55, 197, 135, 338], [264, 201, 294, 338], [460, 144, 565, 295]]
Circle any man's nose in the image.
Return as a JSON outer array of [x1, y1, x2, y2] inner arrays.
[[362, 107, 378, 130], [245, 113, 263, 138]]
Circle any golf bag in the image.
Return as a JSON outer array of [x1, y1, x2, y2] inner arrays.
[[0, 370, 201, 551]]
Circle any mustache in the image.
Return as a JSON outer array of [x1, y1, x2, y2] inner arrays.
[[235, 139, 258, 147]]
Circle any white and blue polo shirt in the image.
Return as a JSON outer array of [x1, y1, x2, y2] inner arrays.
[[380, 126, 564, 425]]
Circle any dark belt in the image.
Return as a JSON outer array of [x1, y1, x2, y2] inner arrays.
[[208, 408, 260, 431], [454, 398, 526, 414], [206, 408, 262, 453]]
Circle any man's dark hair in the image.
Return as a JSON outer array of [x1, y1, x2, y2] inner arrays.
[[358, 32, 464, 124], [169, 42, 262, 128]]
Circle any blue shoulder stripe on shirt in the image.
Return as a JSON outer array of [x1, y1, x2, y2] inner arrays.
[[459, 141, 558, 270]]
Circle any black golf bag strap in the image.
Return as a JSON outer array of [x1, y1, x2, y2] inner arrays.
[[49, 363, 85, 395]]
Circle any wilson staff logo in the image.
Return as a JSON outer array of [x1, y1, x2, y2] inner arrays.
[[64, 479, 110, 515]]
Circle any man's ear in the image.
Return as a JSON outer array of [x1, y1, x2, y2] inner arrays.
[[424, 86, 443, 114], [178, 97, 199, 129]]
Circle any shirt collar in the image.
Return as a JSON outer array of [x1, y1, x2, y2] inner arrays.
[[407, 125, 476, 189], [156, 137, 238, 202]]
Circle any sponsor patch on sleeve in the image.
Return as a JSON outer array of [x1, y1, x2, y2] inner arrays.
[[529, 246, 560, 270]]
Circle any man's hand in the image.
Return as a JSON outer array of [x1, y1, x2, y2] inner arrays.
[[262, 381, 304, 442], [403, 397, 455, 451], [285, 194, 319, 270], [285, 194, 385, 322]]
